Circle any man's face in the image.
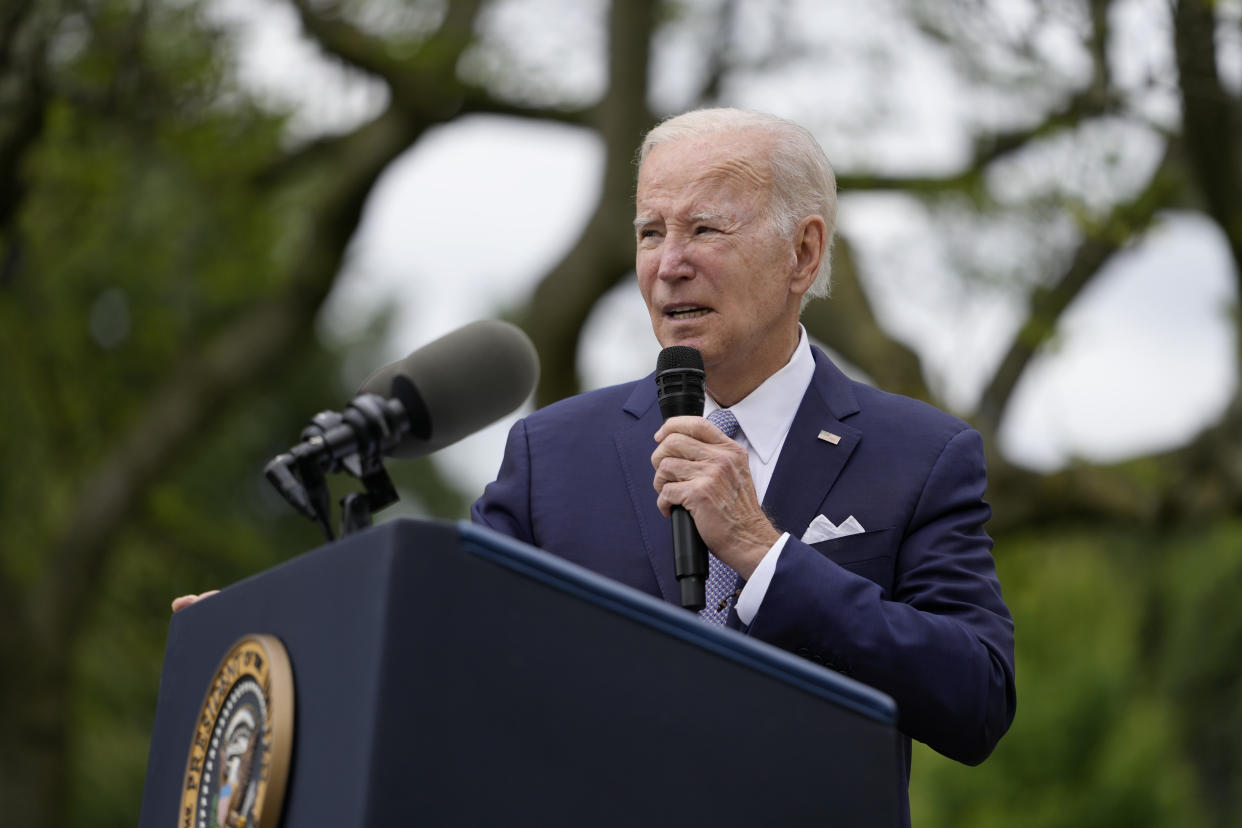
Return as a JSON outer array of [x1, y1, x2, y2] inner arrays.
[[635, 131, 806, 397]]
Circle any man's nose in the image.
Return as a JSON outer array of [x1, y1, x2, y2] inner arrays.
[[656, 238, 694, 281]]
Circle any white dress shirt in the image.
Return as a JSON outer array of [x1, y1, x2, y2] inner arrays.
[[702, 326, 816, 625]]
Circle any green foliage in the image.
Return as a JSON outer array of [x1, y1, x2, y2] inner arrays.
[[63, 356, 338, 828], [910, 522, 1242, 828], [0, 3, 464, 824], [2, 2, 1240, 827], [1150, 522, 1242, 826], [0, 13, 290, 559]]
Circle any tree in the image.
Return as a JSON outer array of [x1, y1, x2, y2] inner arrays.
[[2, 0, 1239, 825]]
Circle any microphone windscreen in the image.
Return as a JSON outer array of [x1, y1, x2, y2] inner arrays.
[[360, 320, 540, 459], [655, 345, 705, 420], [656, 345, 704, 374]]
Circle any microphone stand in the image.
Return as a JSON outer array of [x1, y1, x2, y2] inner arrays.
[[339, 459, 399, 537], [264, 396, 404, 541]]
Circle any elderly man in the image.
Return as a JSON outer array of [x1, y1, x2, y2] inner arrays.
[[472, 108, 1015, 821]]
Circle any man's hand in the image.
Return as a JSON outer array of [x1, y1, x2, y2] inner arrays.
[[651, 415, 779, 579], [170, 590, 219, 612]]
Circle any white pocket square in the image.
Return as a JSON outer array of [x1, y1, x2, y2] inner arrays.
[[801, 514, 865, 544]]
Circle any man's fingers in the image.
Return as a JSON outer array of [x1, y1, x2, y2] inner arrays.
[[655, 480, 694, 518], [653, 432, 714, 464], [654, 415, 732, 445], [171, 590, 219, 612], [652, 456, 699, 489], [652, 432, 745, 475]]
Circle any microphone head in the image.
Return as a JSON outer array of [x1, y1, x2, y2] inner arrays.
[[655, 346, 705, 420], [360, 320, 540, 459], [656, 345, 704, 374]]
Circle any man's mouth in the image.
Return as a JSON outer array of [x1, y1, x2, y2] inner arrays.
[[667, 306, 711, 320]]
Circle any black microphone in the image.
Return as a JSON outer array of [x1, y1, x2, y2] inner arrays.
[[266, 320, 539, 521], [655, 345, 709, 611], [358, 319, 540, 458]]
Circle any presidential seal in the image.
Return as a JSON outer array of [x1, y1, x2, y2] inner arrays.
[[181, 635, 294, 828]]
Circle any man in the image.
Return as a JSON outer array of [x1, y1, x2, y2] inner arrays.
[[472, 108, 1015, 821]]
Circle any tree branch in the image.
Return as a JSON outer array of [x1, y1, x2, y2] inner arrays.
[[1086, 0, 1114, 93], [285, 0, 423, 84], [0, 0, 38, 68], [836, 78, 1120, 198], [839, 11, 1120, 200], [286, 0, 483, 112], [802, 237, 931, 401], [456, 86, 595, 126], [974, 147, 1184, 435], [256, 0, 490, 188], [34, 105, 425, 649], [988, 401, 1242, 535], [521, 0, 657, 405], [0, 0, 49, 238], [695, 0, 743, 106], [1174, 0, 1242, 286]]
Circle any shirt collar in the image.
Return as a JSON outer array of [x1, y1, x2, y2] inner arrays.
[[705, 326, 815, 465]]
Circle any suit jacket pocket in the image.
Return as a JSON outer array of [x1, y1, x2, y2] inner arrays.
[[808, 529, 895, 594], [809, 527, 894, 564]]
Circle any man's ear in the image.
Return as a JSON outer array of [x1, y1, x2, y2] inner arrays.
[[789, 215, 827, 296]]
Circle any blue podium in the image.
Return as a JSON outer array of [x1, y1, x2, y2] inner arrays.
[[140, 519, 900, 826]]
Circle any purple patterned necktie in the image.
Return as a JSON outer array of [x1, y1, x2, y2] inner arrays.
[[700, 409, 740, 625]]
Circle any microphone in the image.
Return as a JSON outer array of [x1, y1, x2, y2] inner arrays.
[[265, 320, 539, 528], [655, 345, 709, 611], [358, 319, 540, 459]]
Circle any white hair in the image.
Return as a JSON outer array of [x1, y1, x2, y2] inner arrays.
[[638, 108, 838, 304]]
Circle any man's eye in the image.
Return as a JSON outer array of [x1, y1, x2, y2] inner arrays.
[[694, 225, 717, 235]]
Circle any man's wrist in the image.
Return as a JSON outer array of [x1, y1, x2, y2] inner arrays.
[[735, 532, 790, 625], [730, 520, 781, 579]]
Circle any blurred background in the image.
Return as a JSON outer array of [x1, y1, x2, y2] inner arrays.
[[2, 0, 1241, 825]]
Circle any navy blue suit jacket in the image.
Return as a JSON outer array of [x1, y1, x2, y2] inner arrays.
[[472, 347, 1015, 814]]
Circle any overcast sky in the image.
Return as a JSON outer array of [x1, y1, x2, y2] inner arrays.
[[214, 0, 1238, 498]]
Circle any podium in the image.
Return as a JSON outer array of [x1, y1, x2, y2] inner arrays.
[[140, 519, 901, 826]]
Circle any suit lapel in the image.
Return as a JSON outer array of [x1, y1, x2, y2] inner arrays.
[[762, 349, 861, 541], [611, 349, 864, 605], [615, 378, 681, 603]]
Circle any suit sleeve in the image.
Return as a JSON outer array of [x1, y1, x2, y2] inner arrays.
[[745, 427, 1015, 765], [470, 419, 535, 546]]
